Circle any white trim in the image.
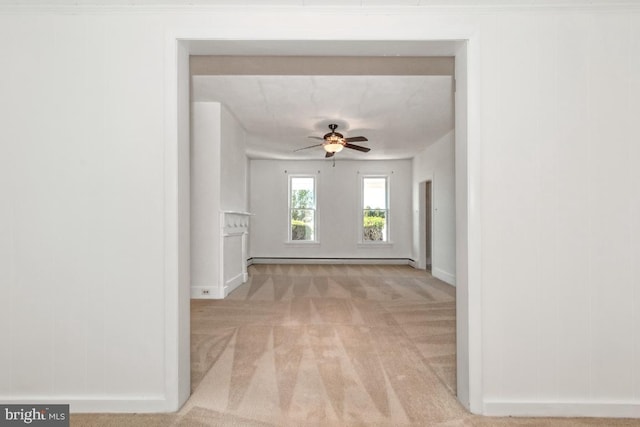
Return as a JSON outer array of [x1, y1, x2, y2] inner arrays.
[[167, 29, 480, 416], [222, 210, 252, 216], [0, 396, 167, 414], [251, 257, 411, 265], [359, 174, 390, 243], [4, 3, 640, 15], [162, 32, 189, 413], [190, 285, 223, 299], [288, 173, 319, 243], [284, 241, 321, 247], [463, 35, 483, 415], [432, 267, 456, 286], [224, 272, 245, 297], [219, 211, 251, 299], [417, 174, 434, 271], [483, 401, 640, 419], [357, 242, 394, 248]]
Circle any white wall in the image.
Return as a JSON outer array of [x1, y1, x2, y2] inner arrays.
[[0, 10, 170, 411], [249, 159, 413, 260], [191, 102, 222, 297], [191, 102, 247, 298], [478, 12, 640, 417], [1, 2, 640, 418], [220, 107, 248, 212], [412, 130, 456, 284]]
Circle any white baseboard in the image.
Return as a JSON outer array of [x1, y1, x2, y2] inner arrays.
[[190, 285, 224, 299], [249, 257, 412, 265], [0, 395, 170, 413], [192, 274, 249, 300], [483, 400, 640, 419], [432, 267, 456, 286], [408, 259, 418, 268], [223, 273, 245, 297]]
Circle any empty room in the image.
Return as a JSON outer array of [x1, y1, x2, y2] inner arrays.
[[186, 49, 458, 425]]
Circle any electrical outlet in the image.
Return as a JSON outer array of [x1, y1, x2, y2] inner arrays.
[[201, 289, 210, 295]]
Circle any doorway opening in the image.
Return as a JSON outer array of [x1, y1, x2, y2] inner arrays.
[[417, 178, 436, 273], [425, 180, 433, 271], [168, 37, 479, 413]]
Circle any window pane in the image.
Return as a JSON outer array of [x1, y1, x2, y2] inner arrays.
[[291, 209, 315, 240], [363, 209, 386, 241], [363, 177, 387, 242], [289, 176, 316, 242], [291, 177, 315, 208], [363, 178, 386, 209]]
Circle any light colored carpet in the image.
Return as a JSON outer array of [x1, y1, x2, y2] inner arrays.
[[72, 264, 640, 426]]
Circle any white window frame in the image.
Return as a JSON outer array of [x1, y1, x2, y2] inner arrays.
[[359, 174, 390, 244], [287, 174, 319, 244]]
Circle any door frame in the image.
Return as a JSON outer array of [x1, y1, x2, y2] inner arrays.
[[164, 23, 482, 413], [418, 177, 434, 271]]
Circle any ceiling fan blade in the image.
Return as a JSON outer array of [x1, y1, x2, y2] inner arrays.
[[308, 136, 325, 140], [325, 152, 335, 158], [344, 143, 371, 153], [344, 136, 368, 143], [294, 143, 324, 152]]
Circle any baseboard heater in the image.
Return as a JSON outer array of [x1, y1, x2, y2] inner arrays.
[[248, 257, 416, 266]]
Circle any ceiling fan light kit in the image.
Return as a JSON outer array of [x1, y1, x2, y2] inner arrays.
[[324, 142, 344, 153], [297, 123, 371, 158]]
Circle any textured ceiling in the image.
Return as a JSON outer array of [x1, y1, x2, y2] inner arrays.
[[190, 52, 455, 161], [192, 75, 454, 160]]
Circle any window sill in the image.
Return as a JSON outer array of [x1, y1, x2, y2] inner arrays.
[[285, 241, 321, 247], [357, 242, 394, 248]]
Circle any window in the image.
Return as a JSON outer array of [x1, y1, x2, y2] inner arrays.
[[289, 176, 316, 241], [362, 176, 388, 242]]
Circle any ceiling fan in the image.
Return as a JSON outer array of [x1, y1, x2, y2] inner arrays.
[[295, 124, 371, 158]]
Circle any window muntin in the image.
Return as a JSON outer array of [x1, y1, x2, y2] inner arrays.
[[289, 176, 316, 241], [362, 177, 388, 242]]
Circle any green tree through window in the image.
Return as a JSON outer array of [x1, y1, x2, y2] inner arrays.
[[362, 177, 388, 242], [290, 177, 316, 241]]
